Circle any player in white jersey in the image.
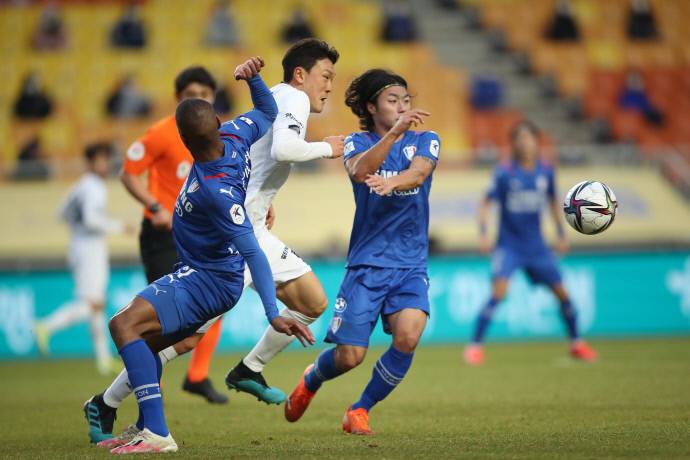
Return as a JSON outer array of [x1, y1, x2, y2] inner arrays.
[[224, 38, 344, 402], [35, 142, 130, 375]]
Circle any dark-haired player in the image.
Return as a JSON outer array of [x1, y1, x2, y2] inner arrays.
[[36, 142, 130, 375], [97, 57, 314, 454], [223, 38, 345, 404], [285, 68, 438, 435], [120, 66, 229, 403], [464, 120, 597, 365]]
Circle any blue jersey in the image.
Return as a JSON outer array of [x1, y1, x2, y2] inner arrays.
[[342, 130, 440, 269], [172, 109, 273, 276], [487, 160, 556, 254]]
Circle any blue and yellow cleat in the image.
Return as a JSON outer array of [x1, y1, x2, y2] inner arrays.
[[225, 360, 286, 405], [83, 394, 116, 444]]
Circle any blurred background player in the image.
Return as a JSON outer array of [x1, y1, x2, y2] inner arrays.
[[35, 142, 130, 375], [100, 57, 314, 454], [464, 120, 597, 366], [120, 66, 228, 403], [223, 38, 344, 403], [284, 68, 438, 435]]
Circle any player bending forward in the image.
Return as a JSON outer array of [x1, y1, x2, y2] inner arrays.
[[464, 120, 597, 365], [89, 57, 313, 455], [284, 68, 439, 435]]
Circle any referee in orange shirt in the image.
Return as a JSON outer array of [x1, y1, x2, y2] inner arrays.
[[120, 67, 227, 404]]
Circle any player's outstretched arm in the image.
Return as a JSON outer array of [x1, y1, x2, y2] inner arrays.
[[234, 56, 278, 126], [365, 156, 436, 195], [346, 109, 430, 183]]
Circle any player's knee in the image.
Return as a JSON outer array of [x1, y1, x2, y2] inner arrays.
[[306, 294, 328, 318], [108, 315, 126, 344], [393, 332, 421, 353]]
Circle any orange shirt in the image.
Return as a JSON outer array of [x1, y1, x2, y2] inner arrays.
[[123, 115, 193, 219]]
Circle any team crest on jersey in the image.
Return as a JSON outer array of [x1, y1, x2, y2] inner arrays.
[[330, 317, 342, 334], [187, 178, 199, 193], [177, 161, 191, 179], [344, 141, 355, 156], [229, 204, 245, 225], [403, 145, 417, 161], [334, 297, 347, 312], [126, 141, 145, 161], [429, 139, 440, 158]]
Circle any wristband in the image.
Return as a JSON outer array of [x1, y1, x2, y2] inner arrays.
[[148, 202, 161, 213]]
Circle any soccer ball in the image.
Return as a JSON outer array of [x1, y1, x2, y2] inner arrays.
[[563, 181, 618, 235]]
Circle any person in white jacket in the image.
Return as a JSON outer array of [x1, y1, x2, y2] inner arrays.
[[35, 142, 130, 375]]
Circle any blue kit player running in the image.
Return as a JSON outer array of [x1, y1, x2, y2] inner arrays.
[[464, 120, 597, 366], [284, 69, 438, 435], [102, 57, 314, 455]]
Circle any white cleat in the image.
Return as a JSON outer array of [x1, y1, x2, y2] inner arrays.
[[96, 424, 139, 449], [110, 428, 178, 454]]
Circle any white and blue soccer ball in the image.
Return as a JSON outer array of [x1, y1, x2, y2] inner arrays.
[[563, 180, 618, 235]]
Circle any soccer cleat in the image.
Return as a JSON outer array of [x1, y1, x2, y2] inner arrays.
[[35, 323, 50, 356], [83, 394, 116, 444], [463, 344, 484, 366], [110, 428, 178, 454], [284, 365, 317, 422], [182, 376, 228, 404], [96, 424, 139, 449], [342, 406, 373, 435], [570, 341, 597, 362], [225, 361, 285, 405]]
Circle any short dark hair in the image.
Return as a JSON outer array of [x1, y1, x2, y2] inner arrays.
[[282, 38, 339, 83], [510, 119, 540, 143], [84, 142, 113, 161], [345, 68, 408, 131], [175, 98, 218, 153], [174, 66, 217, 94]]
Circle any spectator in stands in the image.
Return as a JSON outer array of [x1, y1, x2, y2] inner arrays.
[[13, 72, 53, 120], [213, 82, 235, 115], [13, 135, 51, 181], [281, 7, 315, 44], [31, 4, 67, 51], [381, 0, 418, 43], [205, 0, 239, 47], [544, 0, 580, 42], [106, 75, 151, 118], [627, 0, 658, 40], [470, 74, 504, 110], [110, 4, 146, 49], [618, 70, 664, 126]]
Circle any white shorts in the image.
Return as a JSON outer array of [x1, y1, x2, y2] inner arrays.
[[69, 237, 108, 303], [192, 231, 310, 336], [243, 229, 312, 289]]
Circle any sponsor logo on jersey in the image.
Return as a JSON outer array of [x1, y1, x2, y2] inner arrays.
[[230, 204, 245, 225], [429, 139, 440, 158], [334, 297, 347, 312], [403, 145, 417, 161], [330, 317, 342, 334], [126, 141, 145, 161], [284, 112, 304, 128], [187, 178, 199, 194], [176, 161, 191, 179], [281, 246, 289, 260], [219, 187, 234, 198]]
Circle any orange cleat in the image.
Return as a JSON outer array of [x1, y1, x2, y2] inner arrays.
[[463, 344, 484, 366], [342, 406, 373, 435], [570, 340, 597, 362], [284, 365, 317, 423]]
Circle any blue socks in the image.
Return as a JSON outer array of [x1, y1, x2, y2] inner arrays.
[[119, 339, 168, 437], [472, 297, 499, 343], [559, 299, 579, 340], [304, 348, 342, 393], [352, 345, 413, 412], [135, 351, 163, 430]]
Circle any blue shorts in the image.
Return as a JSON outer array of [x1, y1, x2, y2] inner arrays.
[[138, 265, 243, 343], [325, 266, 430, 348], [491, 247, 562, 286]]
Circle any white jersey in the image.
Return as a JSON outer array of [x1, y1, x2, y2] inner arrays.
[[59, 172, 123, 240], [246, 83, 331, 233]]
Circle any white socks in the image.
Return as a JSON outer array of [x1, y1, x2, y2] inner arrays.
[[40, 300, 90, 333], [89, 310, 112, 374], [243, 308, 316, 373], [103, 346, 179, 409]]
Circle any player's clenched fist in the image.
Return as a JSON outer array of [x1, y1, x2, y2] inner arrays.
[[391, 109, 431, 136], [234, 56, 265, 81], [324, 135, 345, 158]]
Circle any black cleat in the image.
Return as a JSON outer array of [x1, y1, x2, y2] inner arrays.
[[83, 393, 117, 443], [225, 360, 286, 405], [182, 377, 228, 404]]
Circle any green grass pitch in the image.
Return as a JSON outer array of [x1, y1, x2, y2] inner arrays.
[[1, 338, 689, 459]]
